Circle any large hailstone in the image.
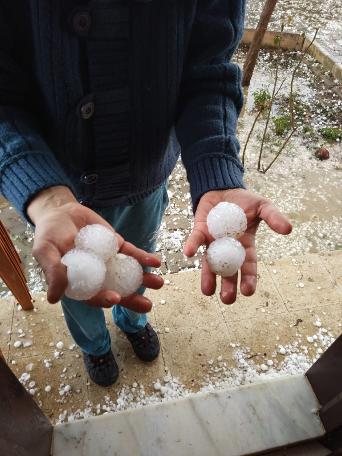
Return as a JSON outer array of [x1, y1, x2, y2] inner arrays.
[[207, 202, 247, 239], [62, 249, 106, 300], [206, 237, 246, 277], [103, 253, 143, 297], [75, 224, 118, 261]]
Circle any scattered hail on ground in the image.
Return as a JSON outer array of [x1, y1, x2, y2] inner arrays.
[[0, 34, 341, 424]]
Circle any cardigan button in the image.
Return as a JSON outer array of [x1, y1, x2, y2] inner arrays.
[[80, 101, 95, 120], [72, 11, 92, 36], [80, 173, 98, 185]]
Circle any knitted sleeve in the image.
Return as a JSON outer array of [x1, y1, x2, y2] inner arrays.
[[176, 0, 246, 211], [0, 5, 74, 219]]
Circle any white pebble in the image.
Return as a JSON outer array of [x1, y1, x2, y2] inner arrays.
[[298, 282, 305, 288], [75, 224, 118, 261], [206, 238, 245, 277], [278, 346, 286, 355], [23, 341, 32, 348], [207, 202, 247, 239], [103, 253, 143, 297], [260, 364, 268, 371], [307, 336, 314, 343], [267, 360, 274, 366], [314, 320, 322, 327], [160, 299, 166, 305], [56, 341, 64, 350], [20, 372, 30, 383], [164, 327, 170, 333], [62, 249, 106, 300], [154, 382, 161, 391], [45, 385, 52, 393], [13, 340, 22, 348]]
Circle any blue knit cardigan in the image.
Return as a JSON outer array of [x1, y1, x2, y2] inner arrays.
[[0, 0, 245, 217]]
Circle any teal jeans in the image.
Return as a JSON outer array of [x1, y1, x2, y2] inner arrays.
[[61, 183, 168, 356]]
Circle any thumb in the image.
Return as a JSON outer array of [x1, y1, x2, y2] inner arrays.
[[32, 241, 67, 303], [259, 201, 293, 235]]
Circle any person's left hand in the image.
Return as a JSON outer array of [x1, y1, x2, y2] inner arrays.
[[184, 188, 292, 304]]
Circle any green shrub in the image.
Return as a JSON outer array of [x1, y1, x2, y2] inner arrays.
[[253, 89, 271, 111], [272, 115, 292, 136], [320, 127, 342, 142], [302, 125, 314, 135]]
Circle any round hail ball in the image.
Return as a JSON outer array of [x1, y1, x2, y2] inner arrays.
[[62, 249, 106, 300], [206, 237, 246, 277], [207, 202, 247, 239], [75, 224, 118, 261], [103, 253, 143, 297]]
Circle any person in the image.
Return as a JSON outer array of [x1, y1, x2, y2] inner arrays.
[[0, 1, 292, 387]]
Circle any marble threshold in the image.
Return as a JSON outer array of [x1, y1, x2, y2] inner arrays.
[[52, 374, 324, 456]]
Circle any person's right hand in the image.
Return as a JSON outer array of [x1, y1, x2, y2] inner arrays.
[[27, 186, 163, 312]]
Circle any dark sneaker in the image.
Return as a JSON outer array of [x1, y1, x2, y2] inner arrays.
[[124, 323, 160, 362], [82, 349, 119, 387]]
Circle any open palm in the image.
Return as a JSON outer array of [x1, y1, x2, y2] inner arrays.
[[184, 189, 292, 304], [32, 201, 163, 311]]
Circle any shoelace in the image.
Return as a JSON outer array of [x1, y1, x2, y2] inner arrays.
[[88, 352, 113, 368], [128, 325, 155, 347]]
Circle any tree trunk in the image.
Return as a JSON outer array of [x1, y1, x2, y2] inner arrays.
[[242, 0, 278, 87]]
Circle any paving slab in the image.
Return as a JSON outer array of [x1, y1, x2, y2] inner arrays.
[[0, 252, 341, 424], [0, 296, 14, 358]]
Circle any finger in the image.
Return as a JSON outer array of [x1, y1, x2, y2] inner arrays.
[[240, 246, 257, 297], [119, 294, 153, 313], [184, 227, 207, 257], [259, 201, 292, 235], [201, 256, 216, 296], [87, 290, 121, 308], [142, 273, 164, 290], [220, 273, 238, 304], [33, 241, 67, 304], [120, 242, 161, 268]]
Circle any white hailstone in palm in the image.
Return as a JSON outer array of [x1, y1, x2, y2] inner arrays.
[[206, 237, 246, 277], [207, 202, 247, 239], [103, 253, 143, 297], [62, 249, 106, 300], [75, 224, 118, 261]]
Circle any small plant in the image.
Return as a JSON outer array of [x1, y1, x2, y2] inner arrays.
[[253, 89, 272, 111], [302, 125, 314, 135], [242, 26, 318, 172], [289, 28, 319, 128], [242, 89, 272, 165], [320, 127, 342, 142], [273, 115, 291, 136]]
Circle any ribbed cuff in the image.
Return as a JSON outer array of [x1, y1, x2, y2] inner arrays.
[[186, 155, 245, 212], [1, 151, 76, 221]]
